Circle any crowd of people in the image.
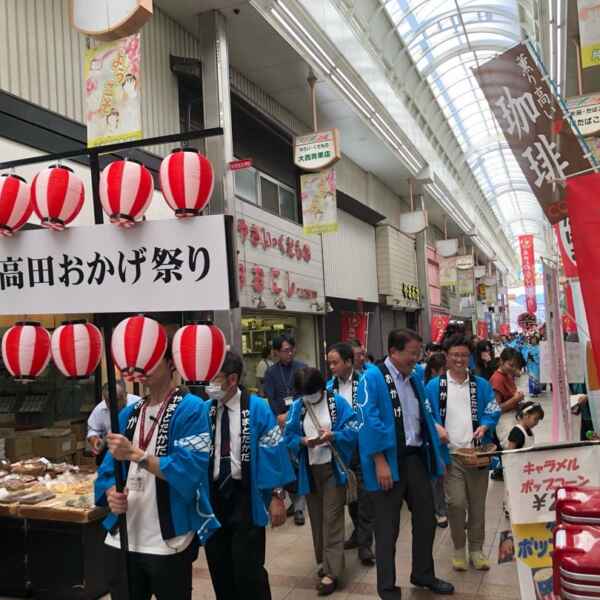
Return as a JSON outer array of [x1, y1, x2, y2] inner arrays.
[[91, 324, 571, 600]]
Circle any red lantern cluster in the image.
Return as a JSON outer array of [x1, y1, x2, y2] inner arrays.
[[172, 323, 227, 384], [31, 165, 85, 231], [111, 315, 167, 382], [1, 322, 52, 381], [51, 321, 103, 379], [160, 148, 214, 218], [100, 160, 153, 227], [0, 174, 32, 237]]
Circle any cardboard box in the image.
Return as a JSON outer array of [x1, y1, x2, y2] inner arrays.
[[32, 429, 74, 459], [6, 436, 33, 461], [74, 450, 97, 468]]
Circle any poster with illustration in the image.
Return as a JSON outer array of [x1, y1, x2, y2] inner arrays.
[[84, 34, 142, 147], [300, 169, 338, 235]]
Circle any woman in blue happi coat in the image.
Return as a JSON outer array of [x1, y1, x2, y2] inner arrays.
[[525, 334, 542, 396], [284, 366, 359, 596]]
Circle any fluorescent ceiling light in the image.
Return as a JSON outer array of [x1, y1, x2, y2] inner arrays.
[[370, 117, 399, 149], [276, 0, 336, 67], [331, 73, 371, 119], [271, 8, 330, 75], [335, 68, 375, 112]]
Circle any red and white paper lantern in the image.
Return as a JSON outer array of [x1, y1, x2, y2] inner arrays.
[[51, 321, 103, 379], [31, 165, 85, 231], [111, 316, 167, 382], [1, 322, 52, 381], [0, 174, 32, 237], [172, 323, 227, 384], [160, 148, 214, 218], [100, 160, 153, 227]]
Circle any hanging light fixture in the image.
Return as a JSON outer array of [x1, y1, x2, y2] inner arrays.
[[1, 322, 52, 382], [399, 175, 428, 235], [51, 321, 103, 379], [0, 173, 32, 237], [435, 215, 459, 257]]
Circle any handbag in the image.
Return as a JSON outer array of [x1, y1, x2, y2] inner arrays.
[[304, 398, 358, 505]]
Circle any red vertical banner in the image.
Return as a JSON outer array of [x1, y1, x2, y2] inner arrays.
[[340, 312, 368, 347], [562, 282, 577, 334], [519, 234, 537, 314], [566, 173, 600, 384], [431, 314, 450, 344], [476, 320, 489, 340], [554, 219, 578, 278], [499, 323, 510, 336]]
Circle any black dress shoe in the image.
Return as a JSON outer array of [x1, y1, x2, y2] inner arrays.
[[344, 532, 358, 550], [358, 546, 375, 566], [378, 585, 402, 600], [410, 576, 454, 595], [294, 510, 305, 526]]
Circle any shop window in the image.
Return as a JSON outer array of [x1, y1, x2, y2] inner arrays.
[[234, 168, 258, 205], [279, 186, 298, 221], [260, 176, 280, 215]]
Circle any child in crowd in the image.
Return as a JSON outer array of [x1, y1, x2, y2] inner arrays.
[[507, 401, 545, 450]]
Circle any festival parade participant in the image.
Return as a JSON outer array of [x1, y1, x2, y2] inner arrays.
[[95, 345, 217, 600], [357, 329, 454, 599], [285, 366, 359, 596], [204, 351, 294, 600], [426, 335, 500, 571], [326, 342, 375, 566]]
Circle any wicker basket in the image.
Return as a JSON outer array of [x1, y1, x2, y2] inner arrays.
[[454, 443, 496, 468]]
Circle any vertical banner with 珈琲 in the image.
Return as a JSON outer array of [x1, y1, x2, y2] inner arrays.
[[84, 34, 142, 147]]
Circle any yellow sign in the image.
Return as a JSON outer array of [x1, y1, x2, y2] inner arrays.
[[578, 0, 600, 68]]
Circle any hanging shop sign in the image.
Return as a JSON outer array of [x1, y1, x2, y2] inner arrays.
[[401, 282, 420, 303], [340, 312, 368, 348], [542, 260, 572, 441], [0, 216, 234, 315], [70, 0, 153, 41], [578, 0, 600, 68], [228, 159, 253, 171], [519, 235, 537, 314], [474, 265, 487, 279], [431, 314, 450, 344], [439, 256, 457, 287], [84, 34, 142, 147], [455, 254, 475, 270], [435, 238, 458, 258], [300, 169, 338, 235], [456, 268, 474, 297], [294, 129, 341, 171], [567, 94, 600, 136], [474, 43, 593, 224]]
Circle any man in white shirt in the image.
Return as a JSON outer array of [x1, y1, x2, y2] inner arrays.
[[87, 381, 139, 465], [425, 335, 500, 573], [326, 341, 375, 566]]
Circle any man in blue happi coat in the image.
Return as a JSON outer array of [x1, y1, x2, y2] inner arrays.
[[95, 345, 218, 600], [357, 328, 454, 600], [203, 351, 295, 600]]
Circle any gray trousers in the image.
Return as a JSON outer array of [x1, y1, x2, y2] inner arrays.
[[445, 460, 489, 552], [347, 454, 374, 549], [431, 475, 447, 518], [371, 453, 436, 599], [306, 462, 346, 580]]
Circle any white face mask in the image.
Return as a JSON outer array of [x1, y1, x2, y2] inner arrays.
[[206, 383, 226, 401], [304, 391, 323, 405]]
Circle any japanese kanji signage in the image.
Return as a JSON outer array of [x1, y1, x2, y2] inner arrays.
[[504, 444, 600, 524], [439, 257, 457, 287], [519, 235, 537, 314], [474, 43, 593, 224], [567, 94, 600, 136], [0, 216, 234, 315], [294, 129, 341, 171]]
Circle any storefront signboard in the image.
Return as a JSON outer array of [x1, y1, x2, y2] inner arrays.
[[474, 43, 594, 224], [300, 169, 338, 235], [455, 254, 474, 270], [456, 268, 474, 297], [439, 256, 457, 287], [84, 34, 142, 147], [70, 0, 153, 41], [578, 0, 600, 68], [0, 216, 234, 314], [294, 129, 341, 171], [229, 159, 253, 171], [567, 93, 600, 136]]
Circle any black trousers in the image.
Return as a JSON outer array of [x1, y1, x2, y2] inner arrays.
[[205, 484, 271, 600], [348, 453, 374, 550], [370, 452, 436, 600], [106, 537, 199, 600]]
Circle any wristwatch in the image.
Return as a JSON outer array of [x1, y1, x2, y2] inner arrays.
[[136, 450, 150, 470], [271, 487, 286, 501]]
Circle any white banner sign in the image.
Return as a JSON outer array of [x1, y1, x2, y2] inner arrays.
[[540, 341, 586, 384], [504, 444, 600, 524], [0, 217, 234, 314]]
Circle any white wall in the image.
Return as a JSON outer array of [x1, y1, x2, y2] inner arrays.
[[322, 209, 378, 302]]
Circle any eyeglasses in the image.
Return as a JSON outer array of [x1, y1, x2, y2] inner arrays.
[[279, 347, 294, 354], [448, 353, 470, 359]]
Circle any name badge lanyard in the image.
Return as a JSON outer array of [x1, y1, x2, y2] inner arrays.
[[279, 365, 295, 407]]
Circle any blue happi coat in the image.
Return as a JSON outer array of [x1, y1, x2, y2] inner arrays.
[[425, 375, 500, 466], [94, 393, 219, 544], [284, 393, 358, 497], [207, 393, 295, 528], [356, 367, 446, 492]]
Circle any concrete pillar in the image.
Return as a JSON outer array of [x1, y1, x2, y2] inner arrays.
[[198, 10, 242, 352], [416, 229, 431, 342]]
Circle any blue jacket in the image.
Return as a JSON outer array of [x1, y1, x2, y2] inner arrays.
[[425, 375, 500, 466], [207, 393, 295, 528], [356, 366, 446, 492], [94, 393, 219, 544], [284, 393, 358, 497]]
